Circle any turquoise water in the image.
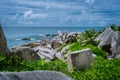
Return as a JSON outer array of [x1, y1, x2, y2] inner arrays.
[[3, 26, 105, 48]]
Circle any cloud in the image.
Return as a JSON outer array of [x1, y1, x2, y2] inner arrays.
[[1, 0, 120, 26], [24, 10, 48, 19], [12, 0, 81, 10], [85, 0, 95, 4]]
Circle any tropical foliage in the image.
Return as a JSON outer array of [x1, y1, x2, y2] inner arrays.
[[108, 24, 120, 31], [77, 29, 102, 46], [68, 42, 106, 58]]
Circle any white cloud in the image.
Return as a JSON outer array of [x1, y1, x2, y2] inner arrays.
[[24, 10, 48, 19], [12, 13, 19, 19], [12, 0, 83, 10], [85, 0, 95, 4]]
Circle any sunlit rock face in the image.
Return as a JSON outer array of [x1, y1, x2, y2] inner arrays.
[[68, 48, 93, 71], [0, 25, 10, 56], [95, 27, 120, 58]]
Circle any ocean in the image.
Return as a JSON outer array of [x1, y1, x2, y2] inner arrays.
[[3, 26, 105, 48]]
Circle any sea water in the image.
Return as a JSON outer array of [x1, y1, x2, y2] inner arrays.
[[3, 26, 105, 48]]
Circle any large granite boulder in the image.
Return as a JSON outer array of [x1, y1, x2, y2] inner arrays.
[[0, 70, 73, 80], [11, 47, 40, 61], [68, 48, 93, 71], [0, 25, 10, 56], [95, 27, 120, 58]]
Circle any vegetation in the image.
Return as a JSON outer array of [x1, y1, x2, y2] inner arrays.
[[1, 26, 120, 80], [0, 55, 120, 80], [108, 24, 120, 31], [57, 43, 69, 52], [68, 42, 106, 58], [77, 29, 102, 46]]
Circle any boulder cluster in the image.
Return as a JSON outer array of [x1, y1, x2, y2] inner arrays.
[[10, 31, 80, 61]]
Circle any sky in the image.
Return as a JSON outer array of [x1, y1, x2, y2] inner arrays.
[[0, 0, 120, 26]]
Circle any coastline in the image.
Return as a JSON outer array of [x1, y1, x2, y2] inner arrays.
[[3, 26, 105, 48], [1, 25, 120, 80]]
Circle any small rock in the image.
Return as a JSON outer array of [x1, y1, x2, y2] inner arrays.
[[45, 34, 51, 36], [55, 52, 62, 60], [22, 38, 30, 40]]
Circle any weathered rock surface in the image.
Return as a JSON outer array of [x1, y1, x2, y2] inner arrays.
[[33, 46, 56, 60], [51, 31, 80, 49], [10, 31, 80, 61], [51, 39, 63, 49], [21, 42, 44, 48], [68, 48, 93, 71], [0, 25, 10, 56], [95, 27, 120, 58], [56, 45, 70, 61], [0, 70, 73, 80], [11, 47, 40, 61]]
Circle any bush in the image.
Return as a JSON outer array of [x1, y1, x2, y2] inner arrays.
[[108, 24, 120, 31], [57, 43, 69, 52], [69, 57, 120, 80], [68, 43, 106, 58], [68, 42, 81, 52], [1, 54, 120, 80], [77, 29, 102, 46]]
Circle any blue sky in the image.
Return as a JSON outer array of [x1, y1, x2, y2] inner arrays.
[[0, 0, 120, 26]]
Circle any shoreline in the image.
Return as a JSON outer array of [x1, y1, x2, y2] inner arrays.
[[3, 26, 105, 48]]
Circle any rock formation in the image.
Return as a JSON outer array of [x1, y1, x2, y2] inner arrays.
[[95, 27, 120, 58], [22, 38, 30, 40], [11, 31, 80, 61], [51, 31, 80, 49], [0, 70, 73, 80], [68, 48, 93, 71], [56, 45, 70, 61], [33, 45, 56, 60], [0, 24, 10, 56], [11, 47, 40, 61]]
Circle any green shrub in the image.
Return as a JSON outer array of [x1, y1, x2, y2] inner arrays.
[[68, 42, 81, 52], [68, 43, 106, 58], [77, 29, 102, 46], [108, 24, 120, 31], [85, 45, 106, 58], [0, 54, 5, 62], [57, 43, 69, 52], [0, 54, 120, 80], [69, 57, 120, 80]]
